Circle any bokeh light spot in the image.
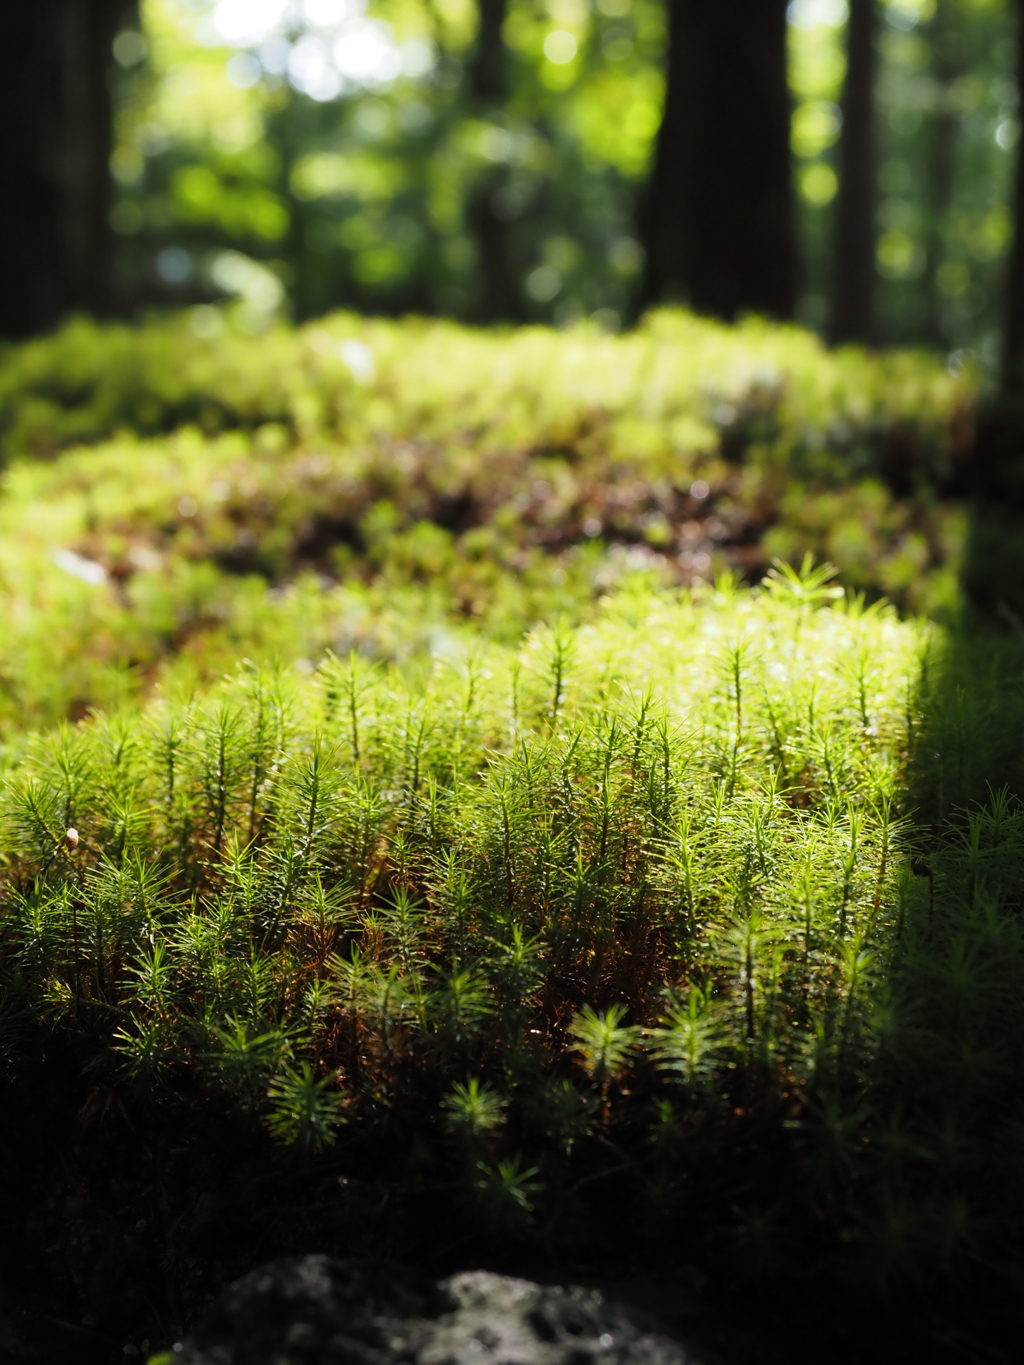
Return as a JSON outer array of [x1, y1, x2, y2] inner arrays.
[[543, 30, 578, 65], [226, 53, 261, 88], [213, 0, 289, 47], [526, 265, 562, 301], [113, 30, 148, 67], [799, 162, 838, 205], [156, 247, 193, 284]]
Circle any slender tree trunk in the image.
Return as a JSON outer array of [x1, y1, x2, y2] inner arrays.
[[832, 0, 879, 345], [641, 0, 686, 307], [1004, 0, 1024, 391], [466, 0, 522, 322], [642, 0, 796, 321], [0, 0, 126, 340], [967, 4, 1024, 614], [471, 0, 506, 105], [923, 0, 959, 348]]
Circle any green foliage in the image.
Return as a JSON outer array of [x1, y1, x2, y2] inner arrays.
[[472, 1154, 543, 1231], [203, 1018, 291, 1109], [443, 1077, 506, 1146], [112, 0, 664, 325], [0, 309, 973, 731], [0, 311, 1020, 1305], [789, 0, 1016, 349], [651, 985, 720, 1087], [1, 564, 991, 1277], [265, 1061, 346, 1154], [111, 2, 1018, 354], [569, 1003, 638, 1082]]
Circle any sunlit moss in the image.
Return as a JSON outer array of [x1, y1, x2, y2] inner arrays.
[[3, 565, 1022, 1290], [0, 309, 975, 728]]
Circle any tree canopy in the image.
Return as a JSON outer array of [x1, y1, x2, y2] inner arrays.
[[0, 1, 1022, 368]]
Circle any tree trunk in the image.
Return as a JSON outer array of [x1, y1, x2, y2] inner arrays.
[[831, 0, 879, 345], [466, 0, 523, 322], [0, 0, 127, 340], [640, 0, 687, 309], [470, 0, 506, 105], [923, 0, 960, 349], [643, 0, 796, 321], [1004, 0, 1024, 391]]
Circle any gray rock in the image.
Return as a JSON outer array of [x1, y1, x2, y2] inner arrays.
[[174, 1257, 700, 1365]]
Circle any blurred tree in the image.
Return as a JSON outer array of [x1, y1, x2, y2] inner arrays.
[[1005, 0, 1024, 389], [11, 0, 1010, 356], [105, 0, 658, 330], [923, 0, 963, 346], [466, 0, 524, 321], [832, 0, 879, 343], [642, 0, 796, 320], [788, 0, 846, 334], [0, 0, 131, 339]]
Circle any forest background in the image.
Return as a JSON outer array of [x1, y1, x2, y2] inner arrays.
[[8, 4, 1024, 1362], [3, 0, 1023, 361]]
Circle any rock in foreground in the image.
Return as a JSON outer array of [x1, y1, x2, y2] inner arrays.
[[172, 1257, 700, 1365]]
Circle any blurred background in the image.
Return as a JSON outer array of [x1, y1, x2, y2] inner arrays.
[[2, 0, 1019, 361]]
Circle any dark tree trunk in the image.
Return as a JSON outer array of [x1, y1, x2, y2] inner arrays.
[[640, 0, 687, 309], [831, 0, 879, 345], [466, 0, 523, 322], [1004, 0, 1024, 391], [923, 0, 960, 349], [470, 0, 506, 105], [0, 0, 127, 340], [642, 0, 796, 321]]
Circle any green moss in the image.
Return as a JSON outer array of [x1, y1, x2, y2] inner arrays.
[[0, 309, 976, 730], [1, 314, 1019, 1306]]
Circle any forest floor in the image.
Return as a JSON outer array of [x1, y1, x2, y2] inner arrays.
[[0, 311, 1021, 1364]]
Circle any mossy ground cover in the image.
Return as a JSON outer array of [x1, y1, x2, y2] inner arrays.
[[0, 312, 1020, 1362], [0, 309, 974, 730]]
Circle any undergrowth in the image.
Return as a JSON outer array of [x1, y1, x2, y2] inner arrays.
[[0, 309, 975, 729], [4, 563, 1021, 1300], [2, 314, 1022, 1346]]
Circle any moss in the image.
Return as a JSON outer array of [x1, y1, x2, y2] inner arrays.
[[0, 310, 975, 730]]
